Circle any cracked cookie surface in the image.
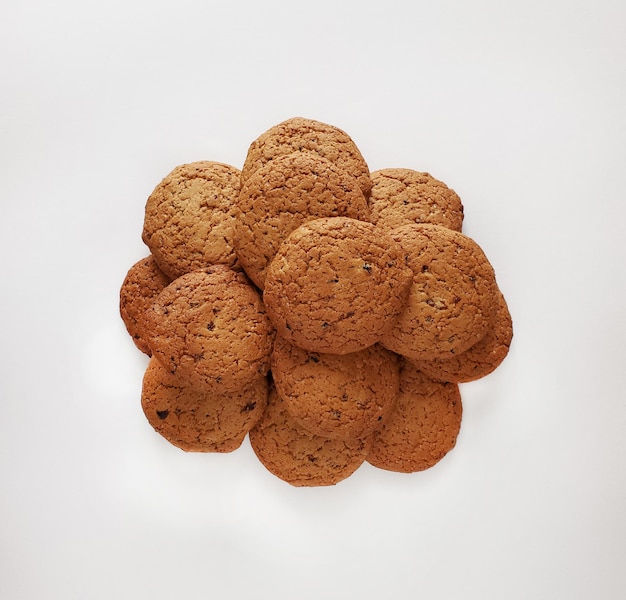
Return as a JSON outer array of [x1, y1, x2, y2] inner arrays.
[[146, 265, 274, 393], [263, 217, 413, 354], [369, 169, 464, 232], [241, 117, 371, 198], [367, 362, 462, 473], [380, 223, 498, 361], [249, 384, 371, 486], [142, 161, 241, 279], [412, 288, 513, 383], [141, 357, 269, 452], [271, 336, 399, 440], [119, 255, 171, 356], [234, 151, 370, 289]]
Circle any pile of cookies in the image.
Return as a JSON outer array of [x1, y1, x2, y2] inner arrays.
[[120, 117, 513, 486]]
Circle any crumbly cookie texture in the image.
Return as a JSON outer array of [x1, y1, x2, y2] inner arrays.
[[121, 117, 513, 486], [412, 288, 513, 383], [367, 362, 462, 473], [369, 168, 464, 232], [146, 265, 274, 394], [119, 255, 171, 356], [142, 161, 242, 279], [271, 336, 399, 440], [241, 117, 371, 199], [263, 217, 413, 355], [234, 151, 370, 289], [380, 223, 498, 361], [249, 384, 372, 487], [141, 357, 269, 452]]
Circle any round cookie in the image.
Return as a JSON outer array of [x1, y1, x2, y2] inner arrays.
[[412, 288, 513, 383], [263, 217, 413, 355], [271, 336, 399, 440], [234, 151, 370, 289], [241, 117, 371, 198], [369, 168, 464, 232], [142, 161, 241, 279], [119, 255, 171, 355], [367, 362, 462, 473], [249, 384, 371, 487], [380, 224, 498, 361], [141, 357, 269, 452], [146, 265, 274, 393]]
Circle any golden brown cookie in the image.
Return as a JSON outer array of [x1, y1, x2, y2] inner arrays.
[[412, 288, 513, 383], [142, 161, 241, 279], [249, 384, 371, 486], [119, 255, 171, 355], [367, 362, 462, 473], [271, 336, 399, 440], [380, 224, 498, 361], [241, 117, 371, 198], [234, 151, 370, 289], [369, 168, 464, 232], [146, 265, 274, 393], [141, 357, 269, 452], [263, 217, 413, 355]]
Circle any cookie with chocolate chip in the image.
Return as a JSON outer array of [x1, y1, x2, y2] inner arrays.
[[367, 362, 462, 473], [241, 117, 371, 198], [369, 168, 464, 232], [146, 265, 274, 393], [271, 336, 399, 440], [249, 384, 371, 486], [412, 287, 513, 383], [142, 161, 241, 279], [141, 357, 269, 452], [380, 223, 498, 361], [234, 151, 370, 289], [263, 217, 412, 354]]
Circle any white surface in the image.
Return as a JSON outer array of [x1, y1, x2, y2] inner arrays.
[[1, 1, 625, 598]]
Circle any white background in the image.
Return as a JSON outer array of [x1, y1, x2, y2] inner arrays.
[[2, 1, 625, 598]]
